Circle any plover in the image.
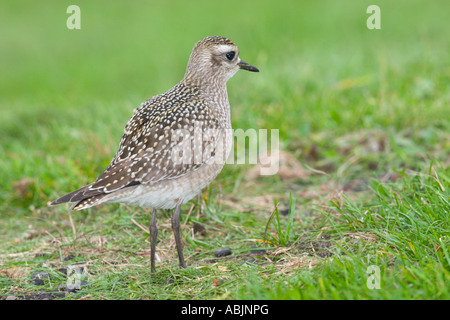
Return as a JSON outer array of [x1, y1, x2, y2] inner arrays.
[[51, 36, 259, 271]]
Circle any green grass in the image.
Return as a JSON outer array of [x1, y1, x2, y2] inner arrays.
[[1, 0, 449, 300]]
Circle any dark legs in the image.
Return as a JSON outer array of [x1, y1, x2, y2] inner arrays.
[[149, 202, 186, 273], [172, 201, 187, 269], [149, 208, 158, 273]]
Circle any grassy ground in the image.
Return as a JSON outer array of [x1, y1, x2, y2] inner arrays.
[[1, 0, 449, 300]]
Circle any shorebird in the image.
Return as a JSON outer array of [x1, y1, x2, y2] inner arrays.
[[51, 36, 259, 272]]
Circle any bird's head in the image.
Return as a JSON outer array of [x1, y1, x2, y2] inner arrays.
[[185, 36, 259, 84]]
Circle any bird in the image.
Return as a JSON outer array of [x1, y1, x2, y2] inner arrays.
[[51, 36, 259, 272]]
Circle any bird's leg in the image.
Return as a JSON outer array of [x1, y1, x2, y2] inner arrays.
[[171, 201, 187, 269], [149, 208, 158, 273]]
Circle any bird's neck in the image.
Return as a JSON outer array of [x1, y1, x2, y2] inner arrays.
[[180, 74, 231, 125]]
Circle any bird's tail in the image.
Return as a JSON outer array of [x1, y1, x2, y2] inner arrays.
[[50, 184, 107, 211], [50, 185, 90, 206]]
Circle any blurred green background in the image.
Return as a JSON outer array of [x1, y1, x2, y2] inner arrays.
[[1, 0, 449, 213], [1, 0, 449, 300], [0, 0, 449, 227]]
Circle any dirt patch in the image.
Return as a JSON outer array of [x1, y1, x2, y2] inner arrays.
[[4, 290, 66, 300], [297, 235, 333, 258], [12, 178, 34, 198]]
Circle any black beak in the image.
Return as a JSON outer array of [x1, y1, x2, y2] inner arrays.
[[238, 60, 259, 72]]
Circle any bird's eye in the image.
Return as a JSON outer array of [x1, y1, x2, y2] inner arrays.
[[226, 51, 235, 61]]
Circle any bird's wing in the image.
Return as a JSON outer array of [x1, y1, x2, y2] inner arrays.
[[51, 84, 228, 207], [85, 90, 226, 195]]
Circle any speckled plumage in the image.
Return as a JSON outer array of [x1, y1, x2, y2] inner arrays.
[[51, 36, 258, 271], [51, 36, 259, 212]]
